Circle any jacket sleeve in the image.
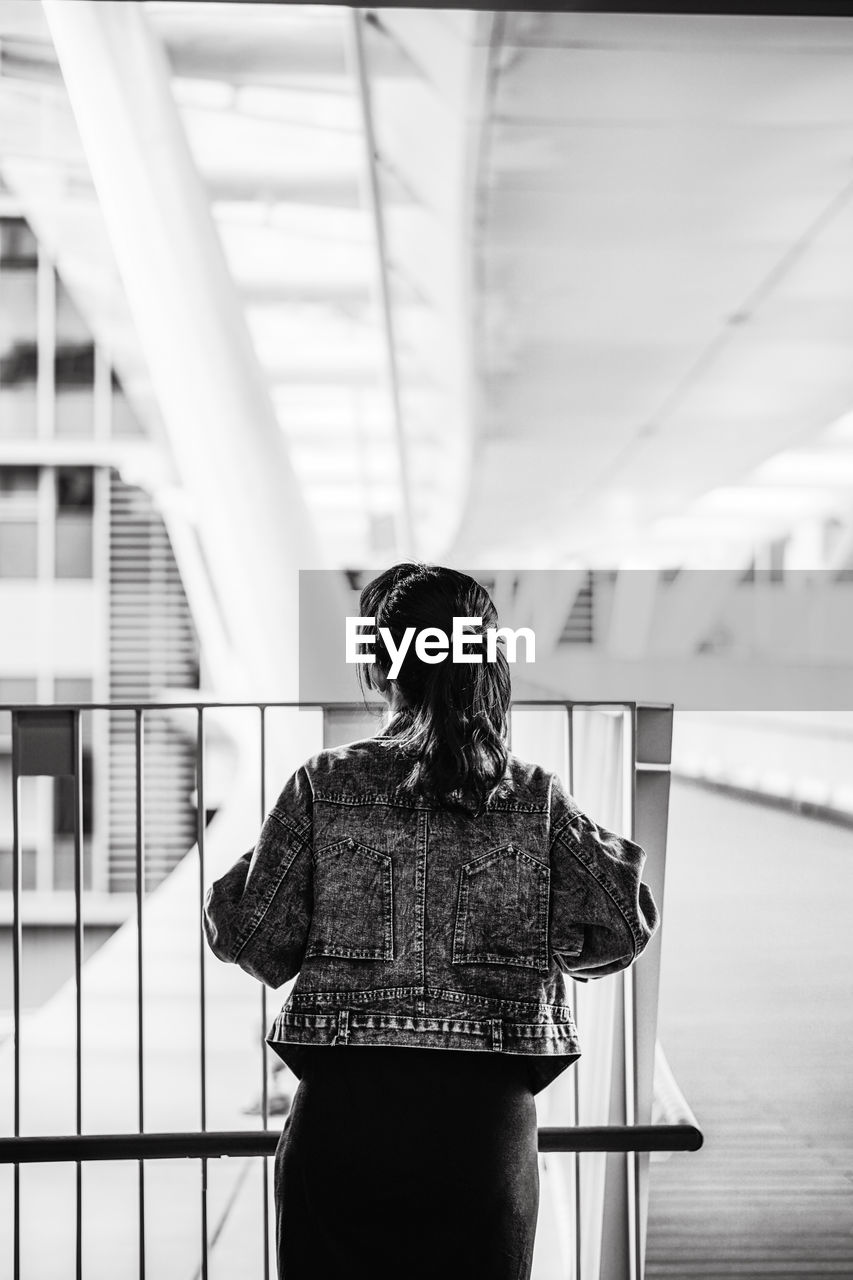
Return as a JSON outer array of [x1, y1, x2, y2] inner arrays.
[[548, 772, 659, 981], [203, 764, 313, 988]]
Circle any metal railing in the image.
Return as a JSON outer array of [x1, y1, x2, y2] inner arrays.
[[0, 1123, 704, 1165], [0, 699, 700, 1280]]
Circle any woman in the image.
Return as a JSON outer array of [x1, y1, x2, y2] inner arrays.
[[204, 563, 659, 1280]]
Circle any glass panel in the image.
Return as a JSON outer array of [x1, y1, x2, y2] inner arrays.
[[53, 677, 93, 704], [55, 467, 94, 578], [0, 385, 37, 439], [55, 278, 95, 438], [0, 521, 37, 577], [55, 517, 93, 578], [0, 676, 38, 737], [110, 382, 145, 437], [55, 275, 90, 344], [0, 676, 38, 702], [55, 387, 95, 438], [0, 217, 38, 439], [0, 847, 37, 891], [56, 467, 95, 512], [0, 466, 38, 508], [0, 764, 38, 890]]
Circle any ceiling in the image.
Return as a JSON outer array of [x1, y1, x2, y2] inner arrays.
[[454, 11, 853, 568], [2, 4, 853, 574]]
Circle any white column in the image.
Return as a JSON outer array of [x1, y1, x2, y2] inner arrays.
[[43, 0, 343, 697]]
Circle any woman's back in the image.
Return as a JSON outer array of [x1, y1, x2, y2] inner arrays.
[[203, 562, 659, 1280], [207, 728, 656, 1100], [298, 734, 556, 994]]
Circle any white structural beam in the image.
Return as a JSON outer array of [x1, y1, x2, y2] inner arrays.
[[364, 9, 493, 560], [348, 9, 416, 557], [42, 0, 339, 697]]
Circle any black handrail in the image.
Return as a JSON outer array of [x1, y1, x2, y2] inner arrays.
[[541, 1124, 703, 1152], [0, 1124, 702, 1165]]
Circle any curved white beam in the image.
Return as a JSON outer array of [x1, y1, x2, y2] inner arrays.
[[348, 8, 416, 557], [42, 0, 340, 697], [357, 10, 496, 560]]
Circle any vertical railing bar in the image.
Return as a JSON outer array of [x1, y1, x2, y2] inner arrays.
[[624, 965, 640, 1280], [625, 705, 641, 1280], [11, 732, 22, 1280], [259, 705, 270, 1280], [627, 706, 640, 1274], [567, 702, 582, 1280], [73, 709, 84, 1280], [572, 1039, 582, 1280], [135, 709, 146, 1280], [566, 702, 574, 794], [197, 707, 209, 1280]]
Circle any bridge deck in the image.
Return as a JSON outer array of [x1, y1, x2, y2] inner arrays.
[[646, 782, 853, 1278]]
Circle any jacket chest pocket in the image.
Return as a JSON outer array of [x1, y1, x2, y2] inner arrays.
[[306, 839, 394, 961], [452, 844, 550, 971]]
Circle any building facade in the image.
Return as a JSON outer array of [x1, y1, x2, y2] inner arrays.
[[0, 212, 200, 1006]]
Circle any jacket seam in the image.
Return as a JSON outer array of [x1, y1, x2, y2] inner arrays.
[[551, 807, 645, 944], [232, 841, 305, 960], [268, 808, 311, 842], [286, 984, 574, 1016], [551, 828, 640, 959], [311, 789, 547, 813]]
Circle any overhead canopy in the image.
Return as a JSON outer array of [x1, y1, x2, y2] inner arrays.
[[453, 11, 853, 569], [1, 4, 852, 575]]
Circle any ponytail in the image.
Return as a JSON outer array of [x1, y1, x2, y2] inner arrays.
[[358, 564, 511, 813]]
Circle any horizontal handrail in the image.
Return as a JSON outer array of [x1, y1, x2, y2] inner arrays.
[[0, 1124, 703, 1164], [540, 1124, 702, 1152], [0, 698, 644, 712]]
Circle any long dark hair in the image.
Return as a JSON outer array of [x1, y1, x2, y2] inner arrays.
[[358, 563, 511, 812]]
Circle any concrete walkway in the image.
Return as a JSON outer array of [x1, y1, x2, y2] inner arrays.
[[646, 782, 853, 1278]]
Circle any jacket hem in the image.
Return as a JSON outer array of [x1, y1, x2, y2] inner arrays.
[[266, 1015, 580, 1095], [266, 1007, 581, 1094]]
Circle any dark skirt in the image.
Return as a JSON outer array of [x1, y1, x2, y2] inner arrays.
[[274, 1045, 540, 1280]]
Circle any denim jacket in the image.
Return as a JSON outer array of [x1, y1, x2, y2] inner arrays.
[[203, 733, 659, 1094]]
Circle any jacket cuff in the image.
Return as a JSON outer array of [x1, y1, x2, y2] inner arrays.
[[202, 850, 252, 962]]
